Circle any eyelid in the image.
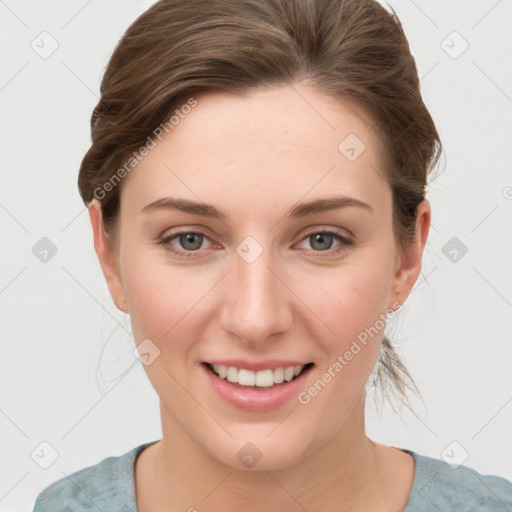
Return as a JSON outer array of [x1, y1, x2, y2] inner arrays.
[[299, 225, 353, 242], [158, 225, 217, 245]]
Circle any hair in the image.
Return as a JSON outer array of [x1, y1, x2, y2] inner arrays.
[[78, 0, 442, 409]]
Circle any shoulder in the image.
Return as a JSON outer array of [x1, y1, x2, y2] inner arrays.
[[32, 442, 156, 512], [404, 449, 512, 512]]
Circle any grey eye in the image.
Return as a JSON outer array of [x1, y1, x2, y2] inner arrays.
[[308, 233, 334, 251], [178, 233, 204, 250]]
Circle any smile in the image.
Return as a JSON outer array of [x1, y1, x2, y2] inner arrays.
[[200, 360, 315, 412], [205, 362, 314, 388]]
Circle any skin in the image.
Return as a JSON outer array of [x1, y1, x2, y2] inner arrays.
[[89, 81, 430, 511]]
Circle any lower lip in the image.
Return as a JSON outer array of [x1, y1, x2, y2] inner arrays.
[[201, 363, 313, 412]]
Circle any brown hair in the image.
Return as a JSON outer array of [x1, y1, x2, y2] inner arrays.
[[78, 0, 442, 407]]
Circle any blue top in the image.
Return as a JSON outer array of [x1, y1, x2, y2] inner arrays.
[[33, 441, 512, 511]]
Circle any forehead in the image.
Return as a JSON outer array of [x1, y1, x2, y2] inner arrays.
[[120, 83, 390, 218]]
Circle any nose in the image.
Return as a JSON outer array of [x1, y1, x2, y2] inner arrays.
[[219, 243, 293, 346]]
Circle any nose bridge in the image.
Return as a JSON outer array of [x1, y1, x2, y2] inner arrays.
[[220, 237, 292, 343]]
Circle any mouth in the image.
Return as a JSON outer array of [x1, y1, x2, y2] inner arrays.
[[202, 362, 315, 390], [200, 360, 315, 412]]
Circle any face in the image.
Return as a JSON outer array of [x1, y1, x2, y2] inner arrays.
[[90, 82, 429, 471]]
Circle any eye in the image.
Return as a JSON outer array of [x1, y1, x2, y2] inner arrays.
[[296, 229, 354, 256], [157, 230, 213, 258], [157, 228, 354, 259]]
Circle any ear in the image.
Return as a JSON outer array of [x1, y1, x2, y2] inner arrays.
[[387, 198, 431, 312], [88, 199, 128, 314]]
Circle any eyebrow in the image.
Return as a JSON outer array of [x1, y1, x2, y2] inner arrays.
[[140, 195, 373, 223]]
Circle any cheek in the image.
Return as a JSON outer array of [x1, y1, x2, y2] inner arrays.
[[123, 264, 202, 341], [303, 259, 393, 342], [120, 243, 220, 357], [122, 261, 210, 405], [295, 255, 394, 405], [294, 264, 391, 424]]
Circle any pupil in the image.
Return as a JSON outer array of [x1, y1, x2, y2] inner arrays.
[[181, 233, 202, 250], [312, 233, 332, 251]]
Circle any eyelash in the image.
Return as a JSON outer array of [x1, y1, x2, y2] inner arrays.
[[156, 228, 354, 259]]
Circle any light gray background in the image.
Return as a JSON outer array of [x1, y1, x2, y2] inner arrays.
[[1, 1, 511, 510]]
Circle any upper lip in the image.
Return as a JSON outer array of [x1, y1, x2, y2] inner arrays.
[[203, 359, 313, 372]]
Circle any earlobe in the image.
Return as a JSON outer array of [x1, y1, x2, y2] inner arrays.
[[88, 199, 129, 314], [387, 199, 431, 311]]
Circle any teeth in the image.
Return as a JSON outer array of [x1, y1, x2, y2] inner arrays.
[[211, 364, 307, 387]]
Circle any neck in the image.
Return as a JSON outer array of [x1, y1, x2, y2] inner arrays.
[[144, 393, 394, 511]]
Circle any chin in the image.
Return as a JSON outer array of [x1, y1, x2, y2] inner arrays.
[[206, 427, 318, 472]]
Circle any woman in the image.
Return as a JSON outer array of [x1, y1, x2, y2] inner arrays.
[[33, 0, 512, 510]]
